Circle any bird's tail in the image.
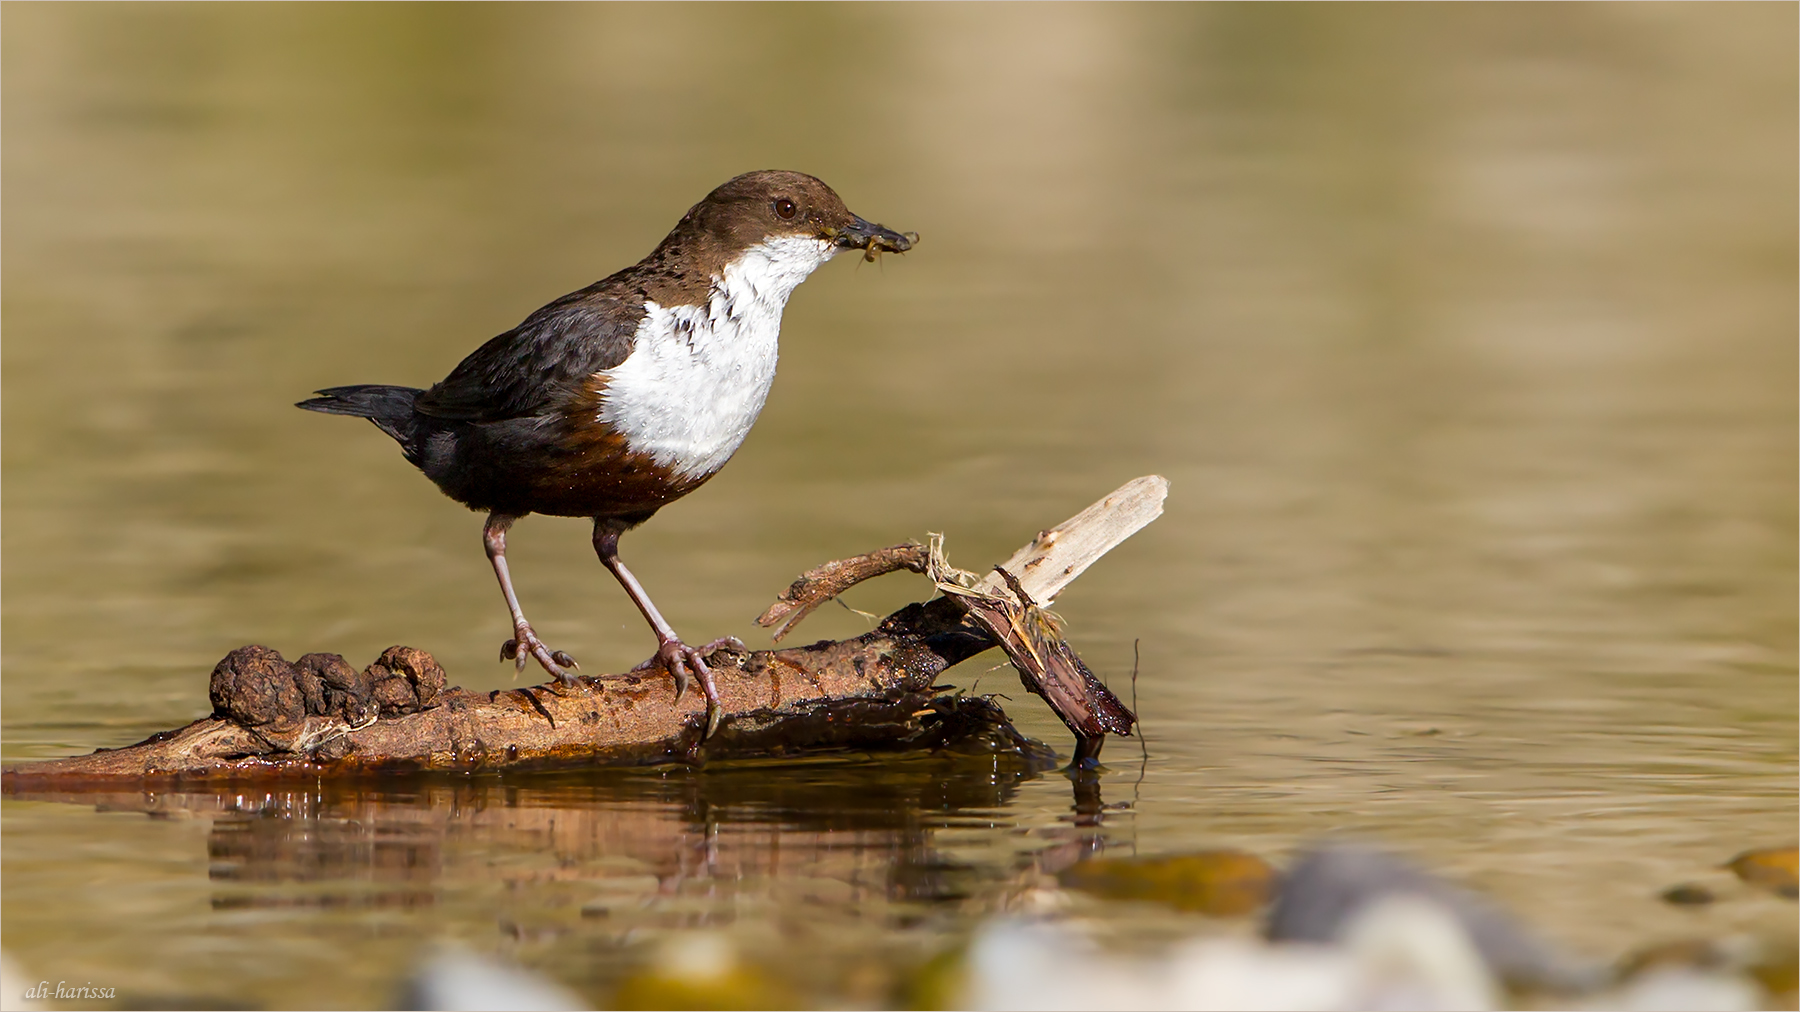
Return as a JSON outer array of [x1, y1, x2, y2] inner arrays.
[[297, 384, 424, 445]]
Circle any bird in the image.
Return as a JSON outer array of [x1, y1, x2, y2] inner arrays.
[[298, 170, 914, 736]]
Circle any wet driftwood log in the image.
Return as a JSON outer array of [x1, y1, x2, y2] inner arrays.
[[2, 477, 1167, 784]]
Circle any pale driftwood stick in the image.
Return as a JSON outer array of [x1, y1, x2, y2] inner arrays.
[[976, 475, 1169, 606], [756, 476, 1171, 639], [1, 478, 1166, 785], [756, 543, 930, 642]]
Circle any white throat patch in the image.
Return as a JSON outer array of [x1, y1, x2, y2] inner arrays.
[[598, 235, 840, 480]]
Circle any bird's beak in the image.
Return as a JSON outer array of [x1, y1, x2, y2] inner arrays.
[[829, 215, 917, 259]]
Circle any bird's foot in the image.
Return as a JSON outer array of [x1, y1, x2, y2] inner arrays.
[[500, 625, 579, 686], [629, 636, 746, 675], [633, 637, 739, 738]]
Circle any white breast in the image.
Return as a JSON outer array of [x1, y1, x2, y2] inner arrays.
[[598, 235, 840, 480]]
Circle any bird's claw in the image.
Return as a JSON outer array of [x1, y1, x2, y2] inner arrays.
[[640, 639, 724, 739], [500, 628, 579, 686]]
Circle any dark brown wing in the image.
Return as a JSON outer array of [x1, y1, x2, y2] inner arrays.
[[414, 287, 645, 423]]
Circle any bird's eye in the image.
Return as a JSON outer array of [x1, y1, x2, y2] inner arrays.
[[773, 198, 797, 220]]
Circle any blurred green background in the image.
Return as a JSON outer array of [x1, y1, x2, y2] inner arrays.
[[4, 3, 1794, 1008]]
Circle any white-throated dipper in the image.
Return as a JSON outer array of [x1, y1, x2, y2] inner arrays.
[[299, 170, 914, 735]]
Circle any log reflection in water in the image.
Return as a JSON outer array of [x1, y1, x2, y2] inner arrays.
[[8, 752, 1098, 918], [6, 753, 1148, 1006]]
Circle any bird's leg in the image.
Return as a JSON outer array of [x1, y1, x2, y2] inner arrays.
[[483, 512, 579, 684], [593, 521, 729, 738]]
